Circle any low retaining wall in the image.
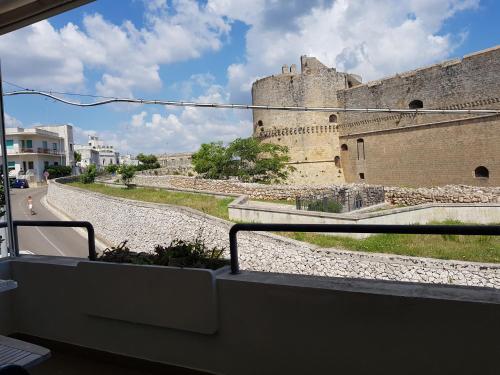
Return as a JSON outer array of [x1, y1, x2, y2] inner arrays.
[[132, 174, 500, 205], [47, 180, 500, 287], [229, 197, 500, 237]]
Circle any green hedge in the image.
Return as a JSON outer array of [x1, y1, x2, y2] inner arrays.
[[45, 165, 72, 179]]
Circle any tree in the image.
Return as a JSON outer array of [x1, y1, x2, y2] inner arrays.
[[192, 142, 232, 180], [80, 164, 97, 184], [119, 165, 136, 186], [136, 153, 157, 165], [192, 138, 293, 183], [135, 153, 160, 171], [105, 164, 119, 174], [74, 151, 82, 163]]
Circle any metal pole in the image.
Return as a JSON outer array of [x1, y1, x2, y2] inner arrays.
[[0, 61, 16, 255]]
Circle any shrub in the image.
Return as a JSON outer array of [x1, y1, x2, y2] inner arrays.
[[45, 165, 72, 179], [97, 238, 227, 270], [79, 164, 97, 184], [119, 165, 136, 185]]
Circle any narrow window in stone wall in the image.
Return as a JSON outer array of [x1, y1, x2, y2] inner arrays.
[[329, 114, 337, 123], [356, 139, 365, 160], [334, 156, 341, 168], [359, 173, 365, 179], [474, 166, 489, 178], [341, 144, 348, 151], [409, 100, 423, 109]]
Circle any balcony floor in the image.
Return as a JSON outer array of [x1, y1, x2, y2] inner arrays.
[[12, 335, 210, 375]]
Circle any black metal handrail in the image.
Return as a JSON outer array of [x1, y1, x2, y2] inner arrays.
[[11, 220, 96, 260], [228, 223, 500, 274]]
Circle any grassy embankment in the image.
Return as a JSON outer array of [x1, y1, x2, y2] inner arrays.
[[68, 182, 500, 263], [69, 182, 233, 220]]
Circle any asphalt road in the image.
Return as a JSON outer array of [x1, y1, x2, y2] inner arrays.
[[10, 186, 90, 257]]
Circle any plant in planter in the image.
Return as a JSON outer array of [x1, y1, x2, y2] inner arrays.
[[97, 238, 228, 270]]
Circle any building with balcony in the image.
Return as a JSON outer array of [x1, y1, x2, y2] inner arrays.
[[2, 125, 73, 185], [75, 135, 119, 169]]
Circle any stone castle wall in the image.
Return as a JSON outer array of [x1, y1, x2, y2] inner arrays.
[[252, 56, 361, 184], [252, 46, 500, 187], [131, 174, 500, 205], [337, 46, 500, 187]]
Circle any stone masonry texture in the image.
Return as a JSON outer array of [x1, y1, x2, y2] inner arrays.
[[253, 46, 500, 187], [132, 174, 500, 205], [47, 180, 500, 288]]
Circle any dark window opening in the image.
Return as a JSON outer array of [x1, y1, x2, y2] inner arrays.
[[474, 166, 489, 178], [348, 81, 353, 88], [334, 156, 341, 168], [340, 144, 348, 151], [329, 114, 338, 123], [257, 120, 263, 127], [356, 139, 365, 160], [359, 173, 365, 179], [409, 100, 423, 109]]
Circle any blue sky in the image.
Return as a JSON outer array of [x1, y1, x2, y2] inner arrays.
[[1, 0, 499, 155]]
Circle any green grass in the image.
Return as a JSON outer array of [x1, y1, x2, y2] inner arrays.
[[69, 183, 500, 263], [68, 182, 233, 220], [280, 221, 500, 263]]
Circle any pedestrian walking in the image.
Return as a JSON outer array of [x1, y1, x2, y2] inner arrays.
[[27, 195, 35, 215]]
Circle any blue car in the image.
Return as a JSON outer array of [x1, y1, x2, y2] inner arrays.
[[11, 179, 29, 189]]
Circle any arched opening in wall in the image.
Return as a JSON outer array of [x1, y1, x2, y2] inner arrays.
[[340, 144, 348, 151], [334, 156, 341, 168], [329, 114, 338, 123], [257, 120, 264, 133], [356, 139, 365, 160], [409, 100, 423, 109], [474, 166, 489, 178]]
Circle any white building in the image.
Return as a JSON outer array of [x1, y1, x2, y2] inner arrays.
[[119, 154, 140, 166], [2, 125, 74, 185], [75, 135, 120, 169], [74, 146, 100, 169]]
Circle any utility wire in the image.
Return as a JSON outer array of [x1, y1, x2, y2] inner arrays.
[[2, 80, 121, 100], [2, 84, 500, 115]]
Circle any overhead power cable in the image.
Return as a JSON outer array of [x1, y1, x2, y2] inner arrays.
[[3, 89, 500, 115]]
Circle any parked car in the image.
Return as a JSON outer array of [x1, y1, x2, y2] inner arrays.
[[11, 179, 29, 189]]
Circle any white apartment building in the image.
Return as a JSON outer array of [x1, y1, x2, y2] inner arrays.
[[75, 135, 120, 169], [2, 125, 74, 185]]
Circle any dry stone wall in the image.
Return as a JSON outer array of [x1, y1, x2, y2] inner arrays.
[[47, 180, 500, 288], [132, 174, 500, 205]]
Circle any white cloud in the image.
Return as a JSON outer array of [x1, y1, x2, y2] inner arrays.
[[209, 0, 479, 102], [96, 76, 251, 154], [5, 113, 22, 128], [0, 0, 231, 96]]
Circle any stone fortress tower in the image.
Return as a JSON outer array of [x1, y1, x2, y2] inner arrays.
[[252, 46, 500, 187], [251, 56, 362, 184]]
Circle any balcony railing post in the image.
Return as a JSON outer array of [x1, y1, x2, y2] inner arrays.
[[229, 225, 240, 274]]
